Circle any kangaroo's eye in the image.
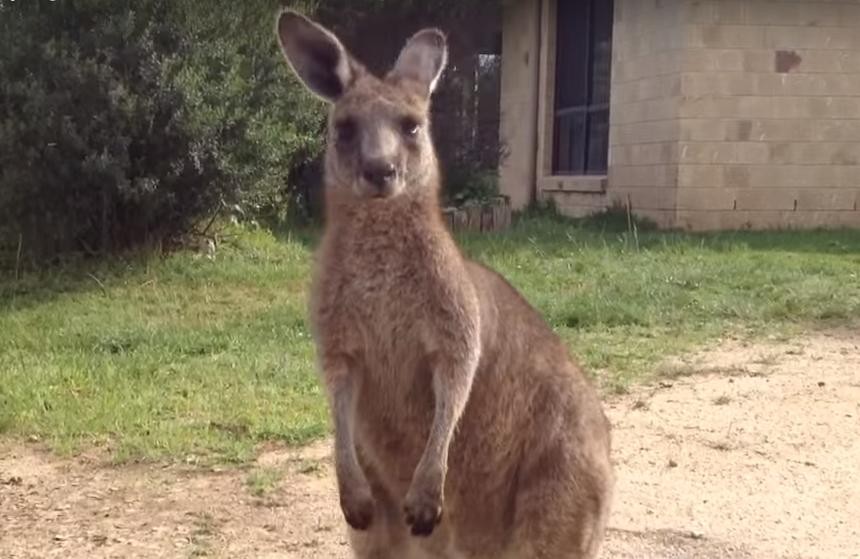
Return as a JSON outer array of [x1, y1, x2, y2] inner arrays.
[[334, 119, 356, 143], [400, 117, 421, 138]]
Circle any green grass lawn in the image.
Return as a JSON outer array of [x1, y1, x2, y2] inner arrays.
[[1, 214, 858, 463]]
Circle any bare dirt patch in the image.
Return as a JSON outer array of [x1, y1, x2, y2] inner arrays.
[[2, 331, 859, 558]]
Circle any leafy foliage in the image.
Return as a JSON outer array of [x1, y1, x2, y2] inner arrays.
[[0, 0, 325, 264], [0, 0, 500, 266]]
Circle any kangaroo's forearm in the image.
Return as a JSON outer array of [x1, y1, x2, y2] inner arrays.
[[403, 351, 479, 535], [420, 360, 477, 474], [324, 357, 366, 487], [323, 355, 376, 531]]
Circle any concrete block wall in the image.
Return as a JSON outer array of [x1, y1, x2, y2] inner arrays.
[[603, 0, 685, 227], [500, 0, 860, 229], [676, 0, 860, 229], [545, 0, 687, 227], [499, 0, 541, 210]]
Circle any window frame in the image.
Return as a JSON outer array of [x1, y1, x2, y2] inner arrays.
[[536, 0, 614, 193]]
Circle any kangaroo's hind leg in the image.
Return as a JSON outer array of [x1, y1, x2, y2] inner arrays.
[[508, 437, 613, 559]]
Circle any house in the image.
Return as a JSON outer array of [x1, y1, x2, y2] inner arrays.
[[499, 0, 860, 230]]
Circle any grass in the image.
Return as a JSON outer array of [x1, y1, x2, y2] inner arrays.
[[1, 213, 859, 462], [246, 467, 284, 497], [188, 511, 219, 557]]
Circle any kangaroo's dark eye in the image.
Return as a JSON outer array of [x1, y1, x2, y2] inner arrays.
[[400, 116, 421, 138], [334, 118, 356, 143]]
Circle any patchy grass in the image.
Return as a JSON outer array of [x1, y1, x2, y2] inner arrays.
[[0, 227, 324, 463], [294, 458, 325, 476], [1, 214, 859, 462], [188, 511, 220, 557], [460, 212, 860, 390], [246, 467, 284, 497]]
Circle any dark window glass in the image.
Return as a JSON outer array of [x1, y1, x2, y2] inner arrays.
[[552, 0, 614, 175]]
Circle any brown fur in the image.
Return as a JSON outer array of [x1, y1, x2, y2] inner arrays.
[[276, 10, 613, 558]]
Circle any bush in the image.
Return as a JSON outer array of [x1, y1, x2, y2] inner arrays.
[[0, 0, 325, 265], [444, 165, 500, 207], [0, 0, 501, 267]]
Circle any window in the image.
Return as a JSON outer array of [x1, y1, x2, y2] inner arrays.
[[552, 0, 614, 175]]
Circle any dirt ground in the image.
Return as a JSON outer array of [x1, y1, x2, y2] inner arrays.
[[2, 330, 859, 559]]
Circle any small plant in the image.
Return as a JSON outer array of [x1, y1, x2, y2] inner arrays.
[[296, 459, 324, 476], [246, 467, 283, 497], [188, 511, 219, 557], [579, 200, 658, 239], [444, 166, 500, 207], [519, 197, 562, 221]]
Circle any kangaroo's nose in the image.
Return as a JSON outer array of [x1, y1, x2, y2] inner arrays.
[[362, 161, 397, 189]]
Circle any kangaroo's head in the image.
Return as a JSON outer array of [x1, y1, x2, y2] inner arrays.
[[277, 10, 447, 201]]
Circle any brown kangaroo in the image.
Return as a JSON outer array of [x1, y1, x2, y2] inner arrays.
[[276, 10, 613, 558]]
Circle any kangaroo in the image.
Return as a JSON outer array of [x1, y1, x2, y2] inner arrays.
[[276, 10, 613, 559]]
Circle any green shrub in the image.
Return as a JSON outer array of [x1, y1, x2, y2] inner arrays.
[[0, 0, 501, 267], [444, 165, 500, 207], [0, 0, 325, 265]]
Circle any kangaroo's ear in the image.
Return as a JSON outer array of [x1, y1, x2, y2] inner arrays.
[[276, 10, 357, 102], [389, 28, 448, 96]]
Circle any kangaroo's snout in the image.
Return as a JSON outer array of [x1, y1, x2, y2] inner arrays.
[[361, 159, 397, 195]]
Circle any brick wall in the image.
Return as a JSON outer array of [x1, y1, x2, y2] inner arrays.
[[499, 0, 541, 210], [544, 0, 687, 227], [500, 0, 860, 229], [676, 0, 860, 229]]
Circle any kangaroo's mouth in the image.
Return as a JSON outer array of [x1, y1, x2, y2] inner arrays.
[[364, 181, 399, 199]]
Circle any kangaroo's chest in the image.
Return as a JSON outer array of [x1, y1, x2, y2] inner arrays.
[[334, 260, 436, 397], [323, 232, 446, 352], [318, 235, 444, 452]]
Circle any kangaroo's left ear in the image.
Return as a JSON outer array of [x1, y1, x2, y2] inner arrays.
[[389, 28, 448, 96]]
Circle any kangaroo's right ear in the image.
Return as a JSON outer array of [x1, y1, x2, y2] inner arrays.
[[276, 10, 356, 102]]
